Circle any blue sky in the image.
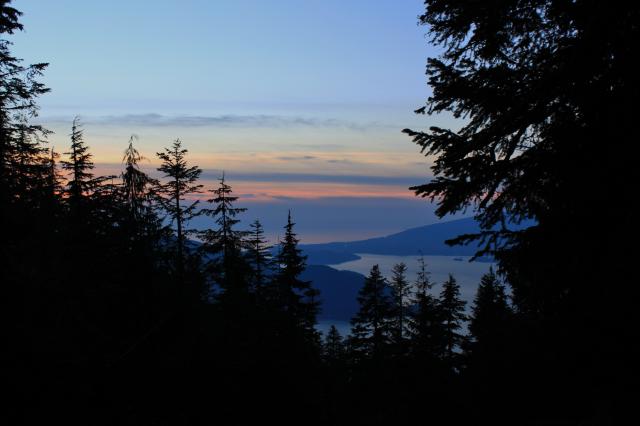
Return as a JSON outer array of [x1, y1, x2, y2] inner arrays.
[[11, 0, 463, 242], [13, 0, 433, 111]]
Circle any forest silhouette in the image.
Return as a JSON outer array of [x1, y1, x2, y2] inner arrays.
[[2, 1, 638, 425]]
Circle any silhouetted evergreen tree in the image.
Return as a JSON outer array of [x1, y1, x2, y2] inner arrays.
[[403, 0, 638, 315], [199, 173, 249, 298], [463, 269, 516, 424], [10, 116, 50, 204], [0, 1, 49, 213], [408, 256, 444, 360], [45, 146, 61, 195], [1, 9, 51, 421], [439, 274, 466, 365], [273, 211, 320, 342], [246, 219, 272, 294], [350, 264, 393, 361], [403, 3, 640, 421], [468, 268, 512, 351], [40, 146, 62, 217], [114, 135, 163, 262], [389, 262, 411, 352], [154, 138, 202, 278], [61, 117, 116, 239], [323, 325, 346, 363], [62, 117, 96, 207], [120, 137, 154, 221]]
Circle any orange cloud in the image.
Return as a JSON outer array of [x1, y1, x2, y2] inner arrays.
[[225, 180, 415, 201]]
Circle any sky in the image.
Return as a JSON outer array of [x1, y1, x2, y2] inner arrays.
[[11, 0, 463, 242]]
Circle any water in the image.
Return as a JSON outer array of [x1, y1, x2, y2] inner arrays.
[[315, 254, 497, 337], [328, 253, 496, 304]]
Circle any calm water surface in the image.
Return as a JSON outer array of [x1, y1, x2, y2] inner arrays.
[[318, 254, 496, 336]]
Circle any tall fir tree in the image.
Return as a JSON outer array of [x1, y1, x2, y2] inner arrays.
[[121, 136, 151, 220], [10, 116, 50, 204], [323, 325, 346, 363], [119, 135, 159, 248], [465, 268, 516, 423], [42, 146, 62, 213], [1, 3, 51, 360], [350, 264, 394, 361], [439, 274, 467, 364], [199, 173, 249, 297], [273, 211, 319, 341], [468, 268, 512, 354], [389, 262, 411, 351], [403, 0, 639, 314], [155, 138, 203, 278], [0, 1, 49, 212], [408, 256, 444, 360], [403, 8, 640, 419], [246, 219, 272, 295], [46, 146, 60, 190], [61, 116, 97, 213]]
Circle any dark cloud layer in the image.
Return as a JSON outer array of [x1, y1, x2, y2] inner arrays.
[[94, 163, 431, 187], [199, 171, 430, 186]]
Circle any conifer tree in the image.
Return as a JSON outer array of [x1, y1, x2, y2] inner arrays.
[[323, 325, 346, 363], [350, 264, 393, 361], [10, 116, 50, 203], [199, 173, 248, 296], [439, 274, 467, 364], [121, 136, 151, 220], [403, 0, 638, 328], [403, 3, 640, 420], [273, 211, 319, 339], [468, 268, 512, 353], [155, 138, 203, 276], [246, 219, 272, 294], [0, 1, 49, 211], [408, 256, 444, 359], [32, 146, 62, 234], [61, 116, 97, 211], [389, 262, 411, 350], [45, 147, 61, 197], [119, 135, 159, 246]]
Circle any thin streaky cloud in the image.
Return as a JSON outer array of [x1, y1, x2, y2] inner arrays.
[[39, 113, 399, 131], [276, 155, 317, 161], [326, 158, 355, 164]]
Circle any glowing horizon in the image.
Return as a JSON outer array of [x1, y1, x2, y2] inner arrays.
[[11, 0, 459, 241]]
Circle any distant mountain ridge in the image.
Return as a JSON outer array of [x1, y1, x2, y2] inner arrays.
[[299, 217, 535, 322], [192, 218, 532, 322], [301, 217, 506, 265], [300, 265, 364, 321]]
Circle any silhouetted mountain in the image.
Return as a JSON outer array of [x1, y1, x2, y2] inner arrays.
[[301, 248, 361, 265], [302, 217, 518, 264], [301, 265, 365, 321]]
